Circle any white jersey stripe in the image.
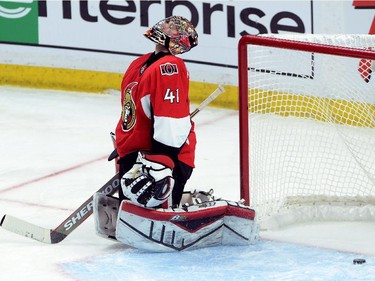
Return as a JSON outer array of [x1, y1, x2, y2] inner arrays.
[[153, 115, 191, 148], [140, 94, 151, 119]]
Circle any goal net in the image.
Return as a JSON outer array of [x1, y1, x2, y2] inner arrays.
[[238, 34, 375, 230]]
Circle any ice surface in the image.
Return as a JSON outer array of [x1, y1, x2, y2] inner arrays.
[[1, 86, 374, 281], [63, 242, 375, 281]]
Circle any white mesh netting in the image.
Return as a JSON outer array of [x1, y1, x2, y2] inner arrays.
[[245, 34, 375, 229]]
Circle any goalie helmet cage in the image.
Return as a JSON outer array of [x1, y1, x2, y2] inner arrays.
[[238, 34, 375, 229]]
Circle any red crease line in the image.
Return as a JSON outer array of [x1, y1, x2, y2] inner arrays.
[[0, 155, 108, 194], [0, 198, 74, 211]]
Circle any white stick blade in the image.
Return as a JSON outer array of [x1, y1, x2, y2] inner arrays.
[[1, 215, 52, 243]]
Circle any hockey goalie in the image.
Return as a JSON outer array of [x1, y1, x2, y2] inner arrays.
[[92, 16, 258, 251], [93, 151, 259, 252]]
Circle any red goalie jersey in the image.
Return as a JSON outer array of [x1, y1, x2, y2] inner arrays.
[[115, 52, 196, 168]]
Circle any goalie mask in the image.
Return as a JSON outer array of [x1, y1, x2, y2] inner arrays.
[[121, 151, 175, 208], [144, 16, 198, 55]]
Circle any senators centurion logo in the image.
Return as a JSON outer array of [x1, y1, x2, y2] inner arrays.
[[160, 63, 179, 76], [121, 82, 137, 132]]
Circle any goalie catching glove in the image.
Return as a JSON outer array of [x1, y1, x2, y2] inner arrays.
[[121, 151, 175, 208]]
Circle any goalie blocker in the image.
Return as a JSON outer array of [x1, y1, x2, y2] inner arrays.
[[93, 191, 259, 252]]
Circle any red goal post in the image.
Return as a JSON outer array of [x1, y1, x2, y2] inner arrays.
[[238, 35, 375, 227]]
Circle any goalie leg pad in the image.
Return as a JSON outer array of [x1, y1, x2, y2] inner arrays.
[[93, 192, 120, 239], [180, 188, 215, 206], [115, 199, 259, 252]]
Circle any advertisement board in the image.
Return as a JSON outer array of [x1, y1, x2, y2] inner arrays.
[[0, 0, 374, 88]]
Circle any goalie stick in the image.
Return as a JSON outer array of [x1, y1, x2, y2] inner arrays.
[[190, 84, 225, 118], [0, 174, 120, 244], [0, 85, 225, 244]]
